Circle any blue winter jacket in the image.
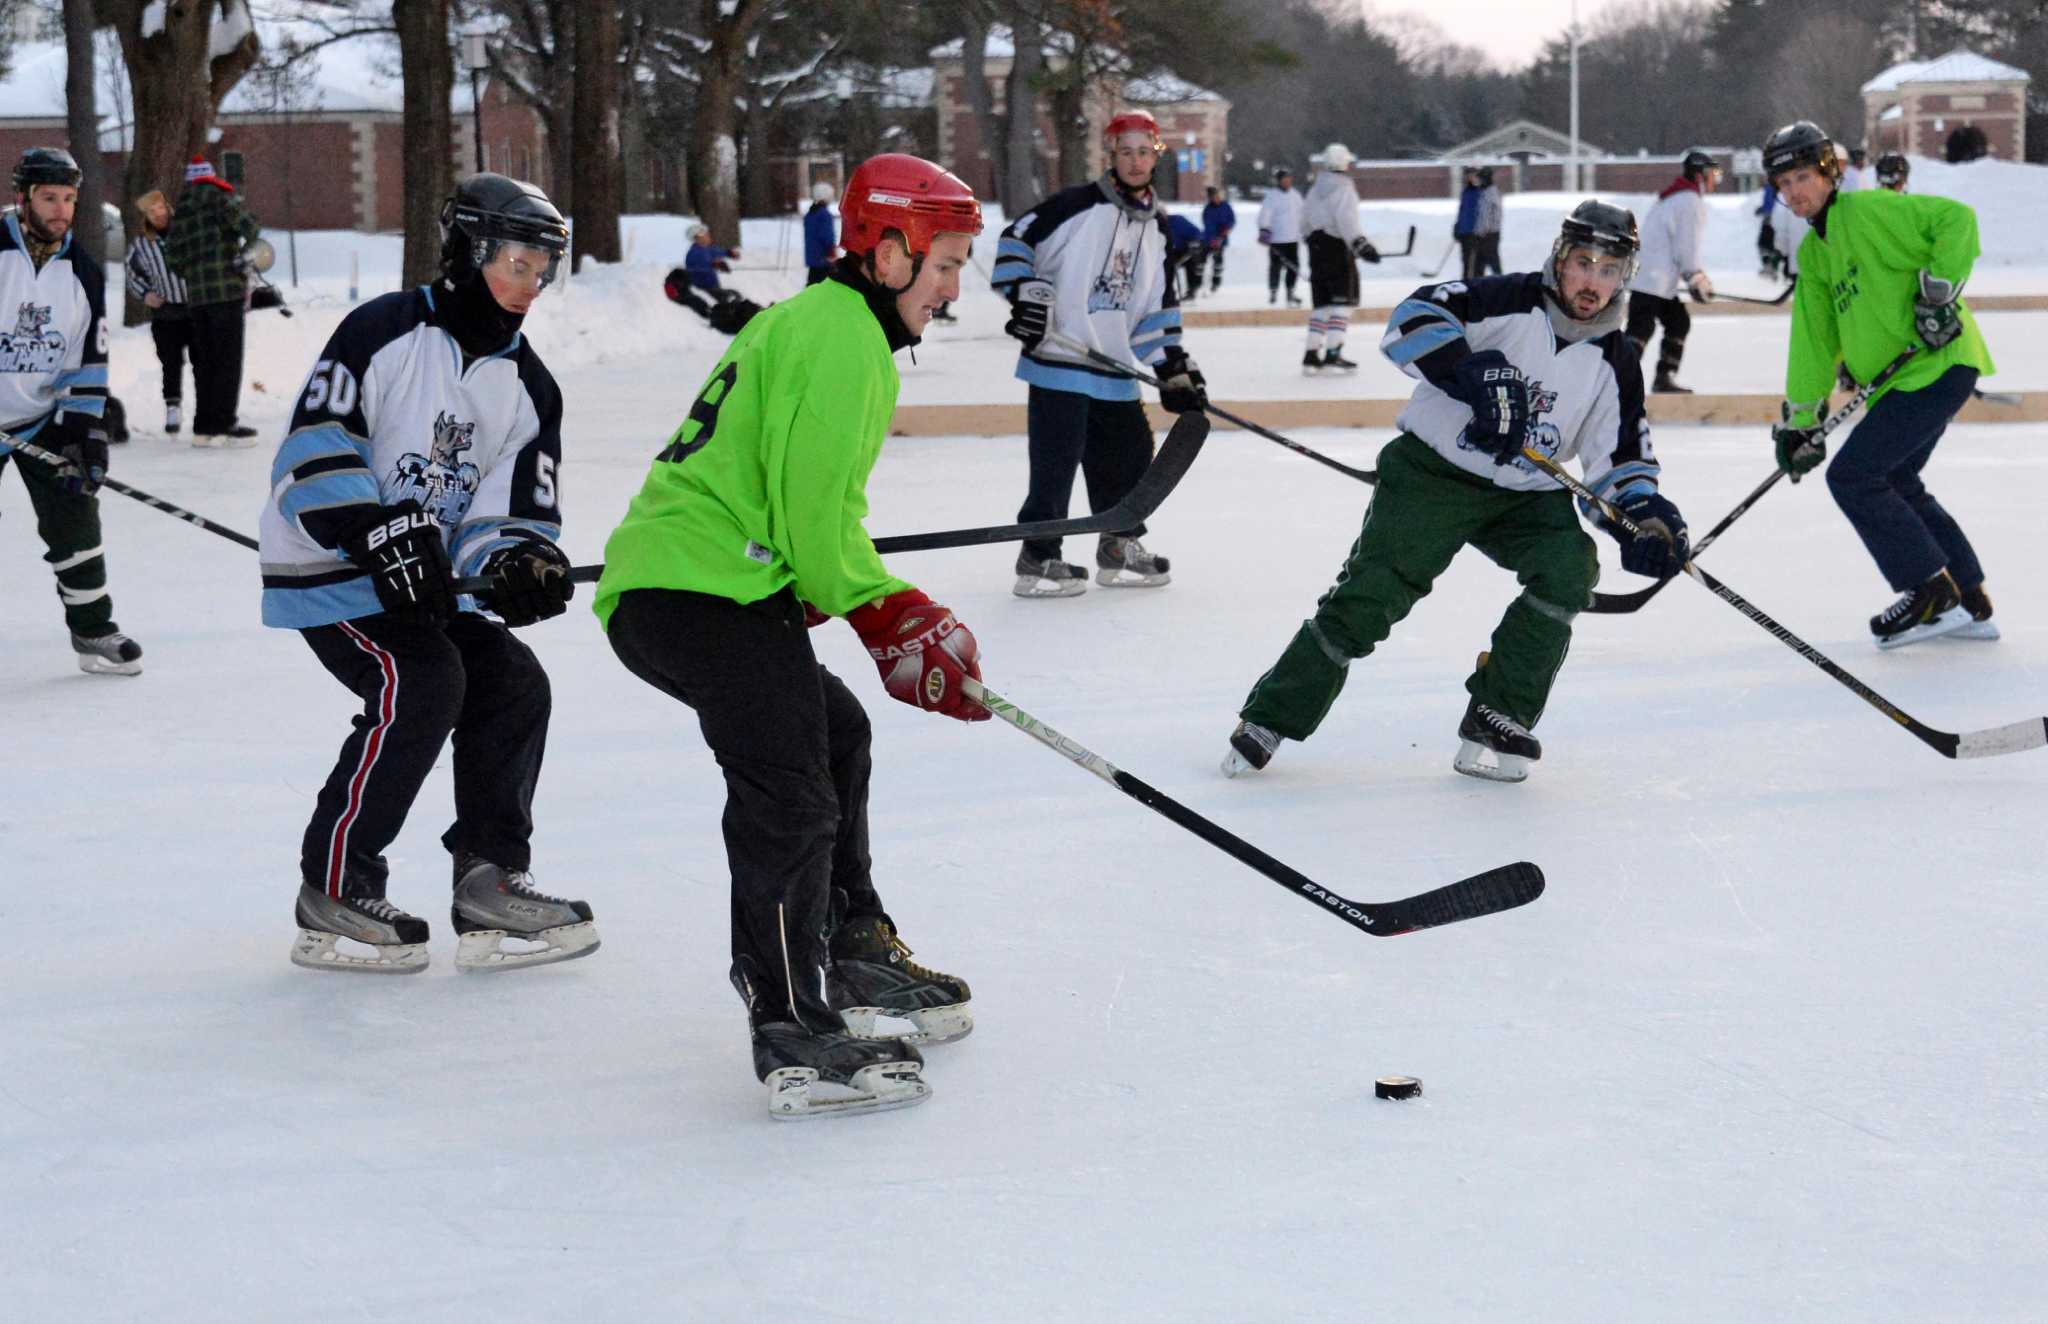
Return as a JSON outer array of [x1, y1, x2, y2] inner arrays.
[[1165, 213, 1202, 255], [1201, 200, 1236, 243], [803, 202, 836, 269], [683, 242, 734, 291], [1454, 185, 1483, 237]]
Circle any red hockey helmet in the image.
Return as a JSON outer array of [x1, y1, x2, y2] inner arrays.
[[1104, 109, 1163, 153], [839, 153, 983, 260]]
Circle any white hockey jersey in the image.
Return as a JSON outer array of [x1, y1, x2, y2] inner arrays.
[[991, 178, 1180, 402], [1380, 273, 1661, 504], [1301, 172, 1363, 244], [0, 214, 109, 440], [259, 284, 564, 628], [1631, 182, 1710, 300], [1257, 187, 1303, 244]]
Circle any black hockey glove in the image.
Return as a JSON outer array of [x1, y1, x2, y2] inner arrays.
[[1155, 349, 1208, 415], [1450, 350, 1530, 465], [480, 536, 574, 628], [1611, 490, 1690, 579], [51, 416, 111, 497], [1004, 279, 1053, 353], [1350, 236, 1381, 264], [1772, 402, 1826, 483], [1913, 270, 1963, 349], [343, 501, 458, 627]]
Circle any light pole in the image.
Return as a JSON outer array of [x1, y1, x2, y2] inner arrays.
[[461, 32, 488, 174], [1568, 0, 1581, 192]]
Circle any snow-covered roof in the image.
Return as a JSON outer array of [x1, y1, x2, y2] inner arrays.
[[1123, 71, 1222, 105], [930, 25, 1077, 62], [1863, 48, 2031, 94]]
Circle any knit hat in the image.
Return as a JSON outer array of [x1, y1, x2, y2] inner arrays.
[[186, 156, 215, 181]]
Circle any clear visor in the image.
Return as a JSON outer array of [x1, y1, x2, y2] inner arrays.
[[479, 237, 563, 290]]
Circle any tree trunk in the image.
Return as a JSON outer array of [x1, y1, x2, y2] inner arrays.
[[741, 87, 774, 218], [957, 10, 1004, 205], [1002, 16, 1043, 214], [687, 0, 768, 244], [64, 0, 106, 260], [393, 0, 454, 289], [107, 0, 261, 325], [570, 0, 622, 263], [1050, 78, 1091, 188]]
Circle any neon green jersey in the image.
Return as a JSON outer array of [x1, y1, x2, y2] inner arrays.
[[594, 276, 913, 628], [1785, 188, 1995, 428]]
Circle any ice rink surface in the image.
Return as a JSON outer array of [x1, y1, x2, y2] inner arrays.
[[4, 203, 2046, 1319]]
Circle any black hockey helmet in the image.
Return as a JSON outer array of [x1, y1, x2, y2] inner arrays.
[[14, 146, 82, 194], [1551, 198, 1640, 282], [1876, 152, 1910, 188], [1763, 121, 1840, 184], [1475, 165, 1495, 185], [439, 173, 570, 288], [1849, 146, 1868, 166], [1681, 148, 1719, 182], [1272, 165, 1292, 183]]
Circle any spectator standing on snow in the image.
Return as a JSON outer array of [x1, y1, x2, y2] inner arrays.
[[803, 181, 838, 287], [161, 155, 260, 447], [125, 189, 191, 438], [1200, 185, 1235, 294]]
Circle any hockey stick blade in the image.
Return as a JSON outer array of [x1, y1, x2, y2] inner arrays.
[[1417, 238, 1458, 279], [468, 413, 1211, 593], [965, 678, 1545, 935], [1381, 225, 1418, 258], [1528, 445, 2048, 760]]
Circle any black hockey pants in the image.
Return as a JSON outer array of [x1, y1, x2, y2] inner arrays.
[[150, 312, 193, 407], [0, 434, 118, 637], [299, 611, 550, 897], [1018, 385, 1153, 563], [187, 299, 247, 435], [606, 586, 890, 1028], [1267, 240, 1299, 297], [1625, 291, 1690, 381]]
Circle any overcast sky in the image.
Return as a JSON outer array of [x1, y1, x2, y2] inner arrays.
[[1368, 0, 1631, 71]]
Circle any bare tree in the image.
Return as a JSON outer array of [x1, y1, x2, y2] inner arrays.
[[1003, 9, 1044, 210], [64, 0, 106, 248], [476, 0, 577, 205], [675, 0, 772, 242], [393, 0, 454, 287], [101, 0, 261, 323], [569, 0, 622, 262]]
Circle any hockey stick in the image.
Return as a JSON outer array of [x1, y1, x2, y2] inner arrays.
[[0, 431, 261, 550], [1525, 445, 2047, 760], [1973, 387, 2022, 407], [1707, 286, 1796, 307], [1418, 238, 1458, 279], [1046, 330, 1378, 485], [1372, 225, 1418, 259], [452, 411, 1212, 594], [1586, 347, 1917, 615], [965, 678, 1545, 935]]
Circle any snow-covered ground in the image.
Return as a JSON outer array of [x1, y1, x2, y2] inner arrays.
[[6, 184, 2047, 1319]]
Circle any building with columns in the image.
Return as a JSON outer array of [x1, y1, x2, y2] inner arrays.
[[1862, 49, 2030, 162]]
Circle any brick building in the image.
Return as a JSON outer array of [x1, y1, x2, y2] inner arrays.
[[1862, 49, 2030, 161], [0, 33, 547, 234], [929, 29, 1230, 205]]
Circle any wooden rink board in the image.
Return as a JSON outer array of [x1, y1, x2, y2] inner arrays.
[[889, 392, 2048, 437], [1179, 292, 2048, 330]]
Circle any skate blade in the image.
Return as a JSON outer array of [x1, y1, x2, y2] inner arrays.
[[1221, 748, 1259, 778], [764, 1062, 931, 1120], [1013, 574, 1087, 599], [1936, 619, 2000, 642], [1875, 606, 1974, 650], [838, 1003, 974, 1046], [290, 929, 429, 974], [1094, 567, 1170, 588], [1453, 741, 1530, 784], [75, 654, 143, 677], [453, 921, 600, 972]]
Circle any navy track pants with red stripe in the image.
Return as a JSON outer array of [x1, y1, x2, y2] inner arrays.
[[299, 611, 550, 897]]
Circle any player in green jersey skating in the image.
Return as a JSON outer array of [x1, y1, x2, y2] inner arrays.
[[595, 153, 987, 1120], [1764, 120, 2000, 649]]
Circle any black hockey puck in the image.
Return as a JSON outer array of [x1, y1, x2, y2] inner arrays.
[[1374, 1075, 1422, 1101]]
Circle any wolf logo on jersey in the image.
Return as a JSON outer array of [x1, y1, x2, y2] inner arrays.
[[0, 300, 65, 373], [1087, 246, 1136, 313], [393, 409, 483, 526]]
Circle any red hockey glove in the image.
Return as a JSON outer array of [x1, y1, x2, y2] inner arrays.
[[847, 589, 990, 723]]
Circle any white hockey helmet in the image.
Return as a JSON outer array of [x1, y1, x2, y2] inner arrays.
[[1322, 143, 1355, 172], [811, 180, 836, 204]]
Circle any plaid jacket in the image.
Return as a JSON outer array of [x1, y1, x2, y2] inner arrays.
[[162, 180, 260, 306]]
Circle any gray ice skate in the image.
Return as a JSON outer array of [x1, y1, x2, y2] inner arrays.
[[291, 885, 430, 974], [828, 914, 973, 1046], [71, 630, 143, 676], [1014, 549, 1089, 598], [1095, 534, 1170, 588], [450, 855, 599, 972]]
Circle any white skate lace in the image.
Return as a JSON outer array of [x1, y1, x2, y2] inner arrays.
[[1478, 705, 1526, 738], [356, 896, 408, 922], [1876, 590, 1919, 626], [504, 871, 571, 905]]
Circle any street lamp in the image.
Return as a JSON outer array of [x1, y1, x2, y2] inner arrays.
[[460, 32, 488, 174]]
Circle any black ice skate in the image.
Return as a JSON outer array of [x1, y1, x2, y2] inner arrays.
[[291, 884, 431, 974], [1096, 534, 1170, 587], [1947, 583, 2000, 642], [1302, 350, 1323, 375], [1871, 569, 1971, 650], [1454, 697, 1542, 784], [1651, 369, 1693, 394], [1320, 348, 1359, 372], [70, 629, 143, 676], [1221, 719, 1282, 778], [828, 912, 973, 1046], [753, 1020, 930, 1120], [450, 854, 599, 972], [1014, 549, 1089, 598]]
